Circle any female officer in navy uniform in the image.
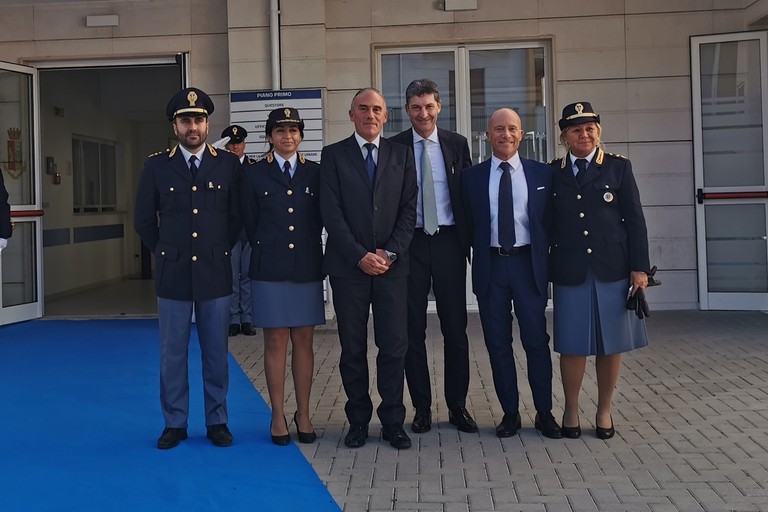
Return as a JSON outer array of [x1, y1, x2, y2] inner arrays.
[[549, 102, 651, 440], [240, 107, 324, 445]]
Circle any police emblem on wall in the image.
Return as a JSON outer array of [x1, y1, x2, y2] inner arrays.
[[6, 127, 25, 179]]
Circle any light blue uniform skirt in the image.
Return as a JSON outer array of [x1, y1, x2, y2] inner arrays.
[[553, 269, 648, 356], [251, 280, 326, 328]]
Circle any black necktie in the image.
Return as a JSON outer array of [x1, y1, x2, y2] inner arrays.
[[364, 143, 376, 185], [498, 161, 515, 251], [283, 160, 292, 184], [189, 155, 198, 179], [575, 158, 588, 186]]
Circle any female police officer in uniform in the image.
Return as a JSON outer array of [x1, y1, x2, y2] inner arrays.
[[240, 107, 324, 445], [548, 102, 651, 440]]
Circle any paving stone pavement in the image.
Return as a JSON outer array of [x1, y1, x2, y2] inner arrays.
[[229, 310, 768, 512]]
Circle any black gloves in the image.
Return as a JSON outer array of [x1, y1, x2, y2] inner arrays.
[[626, 288, 650, 319], [626, 266, 661, 319]]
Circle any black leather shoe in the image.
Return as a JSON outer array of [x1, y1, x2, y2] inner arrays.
[[534, 411, 562, 439], [495, 412, 522, 438], [294, 412, 316, 444], [561, 416, 582, 439], [240, 322, 257, 336], [410, 408, 432, 433], [271, 416, 290, 446], [228, 324, 240, 337], [449, 406, 478, 433], [157, 427, 187, 449], [595, 415, 615, 440], [206, 424, 233, 447], [344, 423, 368, 448], [382, 424, 412, 449]]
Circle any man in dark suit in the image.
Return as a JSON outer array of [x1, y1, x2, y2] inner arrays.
[[461, 108, 561, 439], [389, 79, 477, 434], [0, 169, 12, 252], [320, 87, 418, 449], [135, 87, 242, 449]]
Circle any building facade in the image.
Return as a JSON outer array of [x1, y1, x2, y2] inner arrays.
[[1, 0, 767, 324]]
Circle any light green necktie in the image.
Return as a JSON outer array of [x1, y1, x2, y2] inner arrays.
[[420, 139, 438, 235]]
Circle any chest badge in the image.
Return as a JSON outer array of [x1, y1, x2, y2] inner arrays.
[[603, 191, 614, 203], [208, 181, 215, 189]]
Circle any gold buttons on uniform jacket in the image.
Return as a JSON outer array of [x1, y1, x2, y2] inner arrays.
[[579, 212, 585, 218], [192, 232, 198, 238], [161, 251, 166, 256], [287, 190, 293, 196], [288, 226, 295, 231], [192, 186, 198, 192], [288, 243, 295, 249], [169, 187, 174, 192], [583, 230, 589, 236], [192, 255, 198, 261], [193, 208, 199, 214], [576, 194, 582, 200], [288, 208, 294, 213], [586, 248, 592, 254]]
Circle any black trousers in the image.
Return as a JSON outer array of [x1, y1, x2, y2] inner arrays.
[[330, 274, 408, 426], [405, 227, 470, 410]]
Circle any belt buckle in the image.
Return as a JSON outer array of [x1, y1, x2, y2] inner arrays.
[[497, 247, 509, 256]]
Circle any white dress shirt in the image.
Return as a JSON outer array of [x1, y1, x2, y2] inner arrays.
[[488, 153, 530, 247]]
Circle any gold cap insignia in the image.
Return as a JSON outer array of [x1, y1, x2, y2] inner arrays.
[[187, 91, 198, 107], [284, 108, 291, 118], [575, 103, 584, 114], [232, 126, 238, 135]]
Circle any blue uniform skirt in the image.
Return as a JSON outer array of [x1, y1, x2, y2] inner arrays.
[[553, 269, 648, 356], [251, 280, 326, 328]]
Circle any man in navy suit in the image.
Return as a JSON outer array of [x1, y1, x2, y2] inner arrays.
[[320, 88, 418, 449], [389, 79, 477, 434], [135, 87, 242, 449], [462, 108, 561, 439]]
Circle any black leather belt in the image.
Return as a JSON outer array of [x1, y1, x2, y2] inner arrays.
[[491, 245, 531, 256], [418, 225, 455, 235]]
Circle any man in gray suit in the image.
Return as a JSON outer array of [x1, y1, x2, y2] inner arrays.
[[320, 88, 418, 449]]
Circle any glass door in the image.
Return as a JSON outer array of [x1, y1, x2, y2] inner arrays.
[[691, 32, 768, 310], [0, 60, 43, 325]]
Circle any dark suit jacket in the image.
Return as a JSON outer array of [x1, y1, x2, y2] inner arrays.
[[388, 127, 472, 259], [320, 134, 418, 279], [134, 144, 243, 301], [240, 153, 323, 282], [548, 149, 650, 285], [0, 169, 11, 239], [462, 156, 552, 298]]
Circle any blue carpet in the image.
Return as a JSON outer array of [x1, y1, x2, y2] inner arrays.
[[0, 319, 340, 512]]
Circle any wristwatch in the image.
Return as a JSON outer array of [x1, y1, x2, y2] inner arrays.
[[385, 250, 397, 263]]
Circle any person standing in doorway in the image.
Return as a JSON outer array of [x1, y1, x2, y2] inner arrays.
[[320, 88, 418, 450], [135, 87, 243, 449], [462, 108, 561, 439], [389, 79, 477, 434], [221, 124, 258, 337], [0, 169, 12, 252]]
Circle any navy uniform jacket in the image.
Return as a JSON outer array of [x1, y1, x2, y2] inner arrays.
[[548, 148, 650, 285], [462, 157, 552, 298], [388, 127, 473, 259], [320, 134, 418, 279], [134, 144, 243, 301], [0, 170, 11, 239], [240, 152, 323, 282]]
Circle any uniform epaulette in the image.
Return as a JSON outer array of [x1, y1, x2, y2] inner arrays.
[[148, 148, 170, 158], [547, 158, 560, 166], [606, 152, 627, 160]]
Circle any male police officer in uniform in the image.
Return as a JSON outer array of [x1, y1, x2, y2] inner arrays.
[[221, 124, 258, 337], [135, 87, 243, 449]]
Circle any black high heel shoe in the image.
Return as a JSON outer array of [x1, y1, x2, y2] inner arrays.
[[561, 416, 581, 439], [271, 416, 291, 446], [595, 415, 615, 440], [294, 412, 317, 444]]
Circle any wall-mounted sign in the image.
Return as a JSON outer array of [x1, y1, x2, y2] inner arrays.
[[230, 89, 323, 162]]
